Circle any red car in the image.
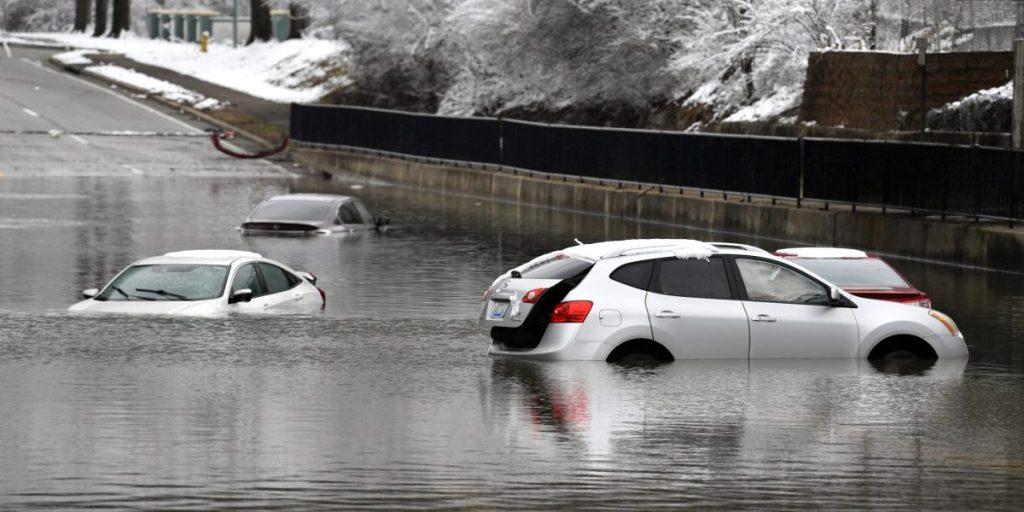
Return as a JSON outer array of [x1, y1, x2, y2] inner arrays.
[[774, 247, 931, 308]]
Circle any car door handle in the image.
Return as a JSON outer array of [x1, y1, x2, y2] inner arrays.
[[655, 310, 681, 318], [752, 314, 776, 323]]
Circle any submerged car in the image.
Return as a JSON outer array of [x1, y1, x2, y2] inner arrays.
[[69, 250, 325, 315], [240, 193, 389, 236], [479, 239, 966, 363], [774, 247, 931, 308]]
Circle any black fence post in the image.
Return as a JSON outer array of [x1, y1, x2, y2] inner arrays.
[[973, 144, 980, 222], [797, 136, 804, 209]]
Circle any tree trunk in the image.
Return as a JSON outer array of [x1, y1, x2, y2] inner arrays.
[[92, 0, 108, 37], [73, 0, 91, 33], [288, 3, 308, 39], [109, 0, 130, 38], [247, 0, 273, 44]]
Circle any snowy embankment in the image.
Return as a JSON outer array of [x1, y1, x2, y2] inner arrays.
[[13, 33, 351, 104], [928, 82, 1012, 132]]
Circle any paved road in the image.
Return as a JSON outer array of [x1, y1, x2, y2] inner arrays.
[[0, 46, 288, 178]]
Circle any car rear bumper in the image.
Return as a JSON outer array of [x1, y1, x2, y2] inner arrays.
[[488, 324, 609, 360]]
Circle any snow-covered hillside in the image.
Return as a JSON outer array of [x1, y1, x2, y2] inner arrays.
[[2, 1, 985, 130]]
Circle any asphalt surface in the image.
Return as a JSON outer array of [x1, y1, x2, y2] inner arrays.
[[0, 46, 291, 177]]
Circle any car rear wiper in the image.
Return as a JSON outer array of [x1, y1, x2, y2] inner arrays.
[[135, 288, 188, 300]]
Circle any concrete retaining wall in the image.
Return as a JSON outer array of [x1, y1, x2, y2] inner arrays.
[[292, 145, 1024, 273]]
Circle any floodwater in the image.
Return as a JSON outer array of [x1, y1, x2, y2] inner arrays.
[[1, 167, 1023, 510]]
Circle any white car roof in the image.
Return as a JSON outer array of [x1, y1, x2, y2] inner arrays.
[[266, 193, 352, 203], [562, 239, 720, 262], [775, 247, 869, 259], [132, 250, 263, 266]]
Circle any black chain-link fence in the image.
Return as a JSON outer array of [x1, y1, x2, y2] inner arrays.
[[292, 103, 1024, 225]]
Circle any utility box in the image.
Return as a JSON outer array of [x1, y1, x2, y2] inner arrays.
[[185, 12, 198, 42], [198, 12, 216, 40], [160, 13, 172, 39], [173, 13, 185, 40], [271, 9, 291, 42], [147, 10, 165, 39]]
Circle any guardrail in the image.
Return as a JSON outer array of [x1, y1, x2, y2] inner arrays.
[[291, 103, 1024, 227]]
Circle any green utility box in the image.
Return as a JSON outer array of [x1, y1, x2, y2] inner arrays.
[[271, 9, 291, 42], [185, 13, 198, 42], [172, 14, 185, 40], [160, 13, 172, 39], [147, 10, 164, 39], [198, 13, 214, 39]]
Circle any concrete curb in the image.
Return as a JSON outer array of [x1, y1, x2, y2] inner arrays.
[[47, 55, 277, 149]]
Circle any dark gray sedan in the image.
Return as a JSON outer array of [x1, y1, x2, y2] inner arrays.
[[240, 194, 389, 236]]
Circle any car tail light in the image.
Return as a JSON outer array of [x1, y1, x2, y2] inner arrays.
[[522, 287, 547, 304], [550, 301, 593, 323], [899, 297, 931, 309], [317, 287, 326, 304]]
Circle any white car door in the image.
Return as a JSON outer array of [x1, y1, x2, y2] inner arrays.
[[228, 263, 275, 313], [733, 257, 859, 359], [645, 257, 750, 359], [256, 262, 318, 311]]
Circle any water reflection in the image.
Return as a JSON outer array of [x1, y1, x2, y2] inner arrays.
[[1, 166, 1024, 509]]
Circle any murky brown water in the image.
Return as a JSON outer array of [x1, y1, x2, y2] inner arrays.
[[1, 168, 1023, 510]]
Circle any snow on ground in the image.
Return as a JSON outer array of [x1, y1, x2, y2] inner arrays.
[[51, 49, 94, 66], [723, 86, 802, 123], [10, 33, 351, 104], [85, 64, 223, 110]]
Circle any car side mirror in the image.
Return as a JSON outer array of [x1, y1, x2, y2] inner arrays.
[[375, 215, 391, 229], [828, 286, 852, 307], [82, 288, 99, 299], [229, 288, 253, 304]]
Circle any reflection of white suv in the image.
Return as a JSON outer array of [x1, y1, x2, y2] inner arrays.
[[479, 239, 968, 363]]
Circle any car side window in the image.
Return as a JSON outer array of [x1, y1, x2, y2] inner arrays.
[[609, 260, 653, 290], [231, 263, 266, 298], [735, 258, 829, 305], [654, 257, 732, 299], [353, 200, 376, 224], [337, 201, 361, 224], [257, 263, 297, 294]]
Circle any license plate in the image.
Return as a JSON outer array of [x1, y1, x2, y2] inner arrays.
[[488, 300, 510, 320]]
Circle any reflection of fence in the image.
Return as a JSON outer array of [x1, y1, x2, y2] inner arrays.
[[290, 103, 1024, 226]]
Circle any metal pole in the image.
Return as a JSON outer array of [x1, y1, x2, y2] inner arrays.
[[232, 0, 238, 48], [917, 38, 928, 139], [1013, 39, 1024, 148]]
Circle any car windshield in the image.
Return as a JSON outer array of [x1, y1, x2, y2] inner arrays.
[[250, 201, 331, 222], [789, 258, 910, 288], [96, 264, 230, 301]]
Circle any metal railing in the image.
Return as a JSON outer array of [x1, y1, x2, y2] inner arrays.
[[291, 103, 1024, 227]]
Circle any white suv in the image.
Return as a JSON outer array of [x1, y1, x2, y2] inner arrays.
[[479, 239, 968, 362]]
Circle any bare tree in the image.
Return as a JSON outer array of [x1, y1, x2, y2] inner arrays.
[[73, 0, 91, 32], [109, 0, 129, 37], [247, 0, 272, 43], [92, 0, 108, 36]]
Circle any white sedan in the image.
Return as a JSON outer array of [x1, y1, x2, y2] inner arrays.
[[69, 250, 325, 316], [480, 239, 968, 362]]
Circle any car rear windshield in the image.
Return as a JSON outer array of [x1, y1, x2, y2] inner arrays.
[[97, 264, 230, 301], [250, 201, 331, 222], [789, 258, 910, 288], [520, 256, 593, 280]]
